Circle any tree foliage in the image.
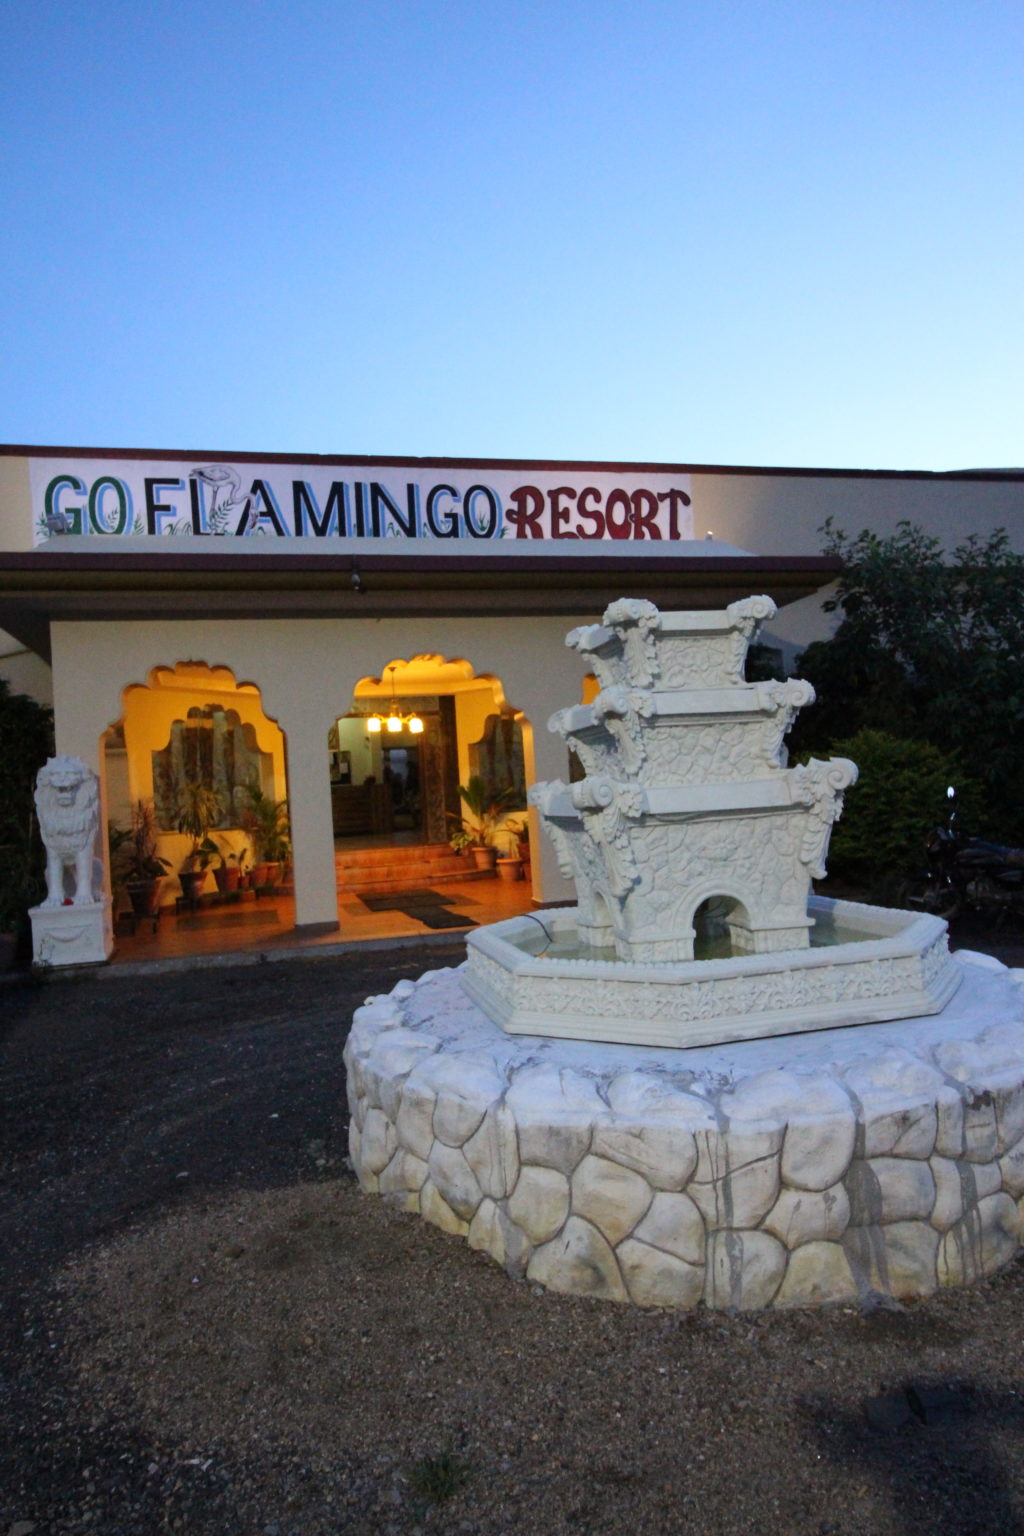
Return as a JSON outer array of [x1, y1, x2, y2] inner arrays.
[[0, 677, 54, 938], [820, 730, 979, 894], [790, 519, 1024, 841]]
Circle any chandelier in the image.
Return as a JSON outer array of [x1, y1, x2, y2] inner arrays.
[[366, 666, 424, 736]]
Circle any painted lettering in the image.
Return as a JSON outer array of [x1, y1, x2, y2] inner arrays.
[[353, 482, 370, 537], [425, 484, 460, 538], [44, 475, 86, 535], [293, 480, 350, 537], [189, 477, 208, 534], [630, 488, 661, 540], [145, 478, 184, 536], [463, 484, 499, 538], [506, 485, 545, 538], [658, 488, 692, 539], [604, 488, 633, 540], [244, 480, 285, 537], [88, 476, 131, 536], [371, 482, 418, 538], [574, 486, 605, 540], [548, 487, 578, 539], [32, 458, 694, 545]]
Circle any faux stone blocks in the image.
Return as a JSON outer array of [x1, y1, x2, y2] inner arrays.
[[346, 956, 1024, 1311]]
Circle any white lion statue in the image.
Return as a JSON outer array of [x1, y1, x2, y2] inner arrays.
[[34, 755, 101, 907]]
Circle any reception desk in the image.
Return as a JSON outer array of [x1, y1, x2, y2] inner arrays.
[[331, 782, 394, 837]]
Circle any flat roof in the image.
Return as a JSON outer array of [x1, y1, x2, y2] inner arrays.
[[0, 546, 841, 663], [3, 442, 1023, 482]]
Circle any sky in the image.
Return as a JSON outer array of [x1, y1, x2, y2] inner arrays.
[[2, 1, 1021, 471]]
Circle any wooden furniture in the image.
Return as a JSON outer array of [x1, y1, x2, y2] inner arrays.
[[331, 782, 393, 836]]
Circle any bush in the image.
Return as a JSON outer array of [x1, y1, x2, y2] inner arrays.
[[816, 729, 978, 894], [790, 519, 1024, 842], [0, 678, 54, 946]]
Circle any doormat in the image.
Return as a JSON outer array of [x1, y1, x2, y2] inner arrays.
[[358, 890, 476, 929], [359, 889, 479, 910]]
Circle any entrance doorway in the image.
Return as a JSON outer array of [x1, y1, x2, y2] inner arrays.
[[330, 654, 532, 895], [382, 744, 421, 832], [329, 690, 459, 844]]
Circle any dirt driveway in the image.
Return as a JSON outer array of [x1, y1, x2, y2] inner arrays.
[[3, 923, 1024, 1534]]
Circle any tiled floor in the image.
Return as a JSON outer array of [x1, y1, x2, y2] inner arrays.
[[110, 872, 538, 968]]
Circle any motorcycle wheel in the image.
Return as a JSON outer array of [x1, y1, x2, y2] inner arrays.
[[893, 878, 961, 923]]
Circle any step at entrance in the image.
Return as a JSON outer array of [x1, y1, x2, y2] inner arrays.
[[336, 842, 482, 894]]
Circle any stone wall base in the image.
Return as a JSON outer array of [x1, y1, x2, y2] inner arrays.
[[345, 953, 1024, 1310]]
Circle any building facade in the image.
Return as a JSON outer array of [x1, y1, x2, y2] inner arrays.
[[1, 446, 1020, 940]]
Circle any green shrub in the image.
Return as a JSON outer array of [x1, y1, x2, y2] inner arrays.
[[408, 1450, 470, 1503], [0, 678, 54, 945], [790, 519, 1024, 843], [814, 729, 977, 894]]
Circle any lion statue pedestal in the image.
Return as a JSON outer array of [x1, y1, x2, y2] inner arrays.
[[29, 755, 113, 967]]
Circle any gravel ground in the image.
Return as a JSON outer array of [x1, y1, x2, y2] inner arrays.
[[4, 920, 1024, 1535]]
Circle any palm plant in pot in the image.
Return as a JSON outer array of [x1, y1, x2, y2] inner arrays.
[[495, 821, 526, 882], [212, 837, 243, 894], [241, 781, 291, 890], [109, 799, 171, 917], [175, 778, 221, 901], [450, 776, 522, 873]]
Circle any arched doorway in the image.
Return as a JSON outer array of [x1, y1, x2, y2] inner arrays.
[[104, 662, 288, 941], [329, 654, 533, 895]]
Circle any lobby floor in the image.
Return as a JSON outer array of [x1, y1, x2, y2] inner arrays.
[[109, 870, 538, 968]]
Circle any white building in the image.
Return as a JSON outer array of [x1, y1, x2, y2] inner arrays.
[[1, 445, 1020, 941]]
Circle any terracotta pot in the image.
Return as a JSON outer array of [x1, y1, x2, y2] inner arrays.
[[252, 861, 281, 890], [179, 869, 207, 901], [126, 878, 162, 917], [471, 846, 498, 873], [495, 857, 524, 883], [214, 865, 241, 893]]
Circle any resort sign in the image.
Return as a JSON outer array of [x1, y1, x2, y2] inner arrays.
[[30, 457, 693, 545]]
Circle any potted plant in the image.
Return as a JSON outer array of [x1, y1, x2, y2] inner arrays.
[[241, 781, 291, 889], [495, 824, 525, 883], [448, 825, 475, 856], [109, 799, 171, 917], [212, 838, 243, 894], [515, 820, 530, 867], [175, 778, 221, 901], [450, 776, 521, 873]]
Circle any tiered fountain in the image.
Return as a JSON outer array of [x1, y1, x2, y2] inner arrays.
[[346, 598, 1024, 1310]]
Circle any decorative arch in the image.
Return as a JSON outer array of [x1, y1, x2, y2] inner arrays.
[[104, 659, 288, 898], [684, 883, 756, 931], [328, 651, 533, 850]]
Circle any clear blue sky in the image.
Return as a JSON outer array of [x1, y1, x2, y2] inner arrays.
[[2, 1, 1021, 470]]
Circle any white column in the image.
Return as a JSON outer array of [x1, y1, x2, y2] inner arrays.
[[273, 694, 340, 933]]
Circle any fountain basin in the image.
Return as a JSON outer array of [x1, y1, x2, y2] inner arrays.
[[346, 955, 1024, 1310], [462, 896, 961, 1050]]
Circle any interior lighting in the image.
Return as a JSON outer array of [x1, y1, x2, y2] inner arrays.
[[363, 664, 425, 737]]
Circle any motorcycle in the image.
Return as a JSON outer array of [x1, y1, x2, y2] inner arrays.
[[900, 787, 1024, 924]]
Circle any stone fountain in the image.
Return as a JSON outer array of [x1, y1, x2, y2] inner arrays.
[[346, 598, 1024, 1309], [463, 596, 958, 1046]]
